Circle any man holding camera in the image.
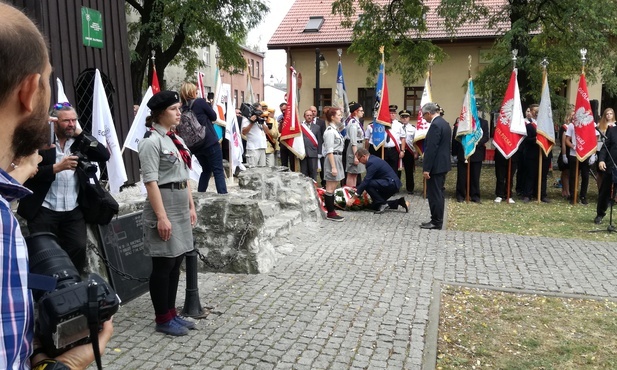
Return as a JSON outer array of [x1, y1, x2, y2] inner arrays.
[[0, 3, 113, 369], [17, 104, 109, 273], [241, 102, 271, 167]]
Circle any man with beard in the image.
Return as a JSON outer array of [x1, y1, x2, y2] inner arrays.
[[18, 104, 109, 273], [0, 3, 113, 369]]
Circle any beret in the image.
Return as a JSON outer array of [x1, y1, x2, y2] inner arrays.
[[147, 91, 180, 111], [349, 102, 362, 113]]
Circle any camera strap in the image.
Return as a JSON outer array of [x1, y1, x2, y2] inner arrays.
[[88, 281, 103, 370], [28, 273, 57, 292]]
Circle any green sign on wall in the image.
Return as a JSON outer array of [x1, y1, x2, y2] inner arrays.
[[82, 7, 103, 49]]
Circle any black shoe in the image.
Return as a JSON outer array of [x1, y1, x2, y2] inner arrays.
[[471, 198, 482, 204], [594, 215, 603, 224], [421, 221, 433, 227], [541, 198, 551, 203], [374, 204, 388, 214], [398, 197, 408, 213], [522, 197, 530, 203], [420, 223, 441, 230], [407, 191, 414, 195], [456, 197, 464, 203], [580, 197, 588, 205]]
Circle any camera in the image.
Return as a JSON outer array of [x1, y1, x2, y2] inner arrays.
[[240, 102, 265, 125], [26, 232, 120, 356], [71, 134, 99, 174]]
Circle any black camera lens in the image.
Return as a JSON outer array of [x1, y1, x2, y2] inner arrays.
[[26, 232, 81, 300]]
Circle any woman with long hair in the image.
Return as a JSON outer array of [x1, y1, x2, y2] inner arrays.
[[179, 82, 227, 194], [595, 108, 616, 191], [322, 107, 345, 221], [139, 91, 198, 336]]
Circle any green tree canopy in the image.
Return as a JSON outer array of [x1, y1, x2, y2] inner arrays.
[[332, 0, 617, 116], [126, 0, 268, 103]]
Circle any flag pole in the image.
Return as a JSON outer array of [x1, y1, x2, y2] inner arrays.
[[423, 54, 435, 200], [573, 49, 587, 205], [465, 56, 472, 203], [506, 50, 518, 204], [537, 59, 549, 203]]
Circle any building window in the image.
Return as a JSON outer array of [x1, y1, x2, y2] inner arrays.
[[313, 88, 332, 113], [203, 47, 211, 66], [256, 61, 260, 79], [250, 59, 255, 77], [358, 87, 376, 118], [404, 87, 424, 116], [257, 93, 260, 102], [234, 89, 238, 108], [241, 91, 245, 104], [304, 16, 324, 32]]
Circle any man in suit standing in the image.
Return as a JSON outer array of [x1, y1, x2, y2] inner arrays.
[[17, 104, 110, 272], [300, 109, 321, 181], [421, 102, 452, 229], [452, 115, 489, 202], [346, 148, 408, 214], [310, 105, 327, 186]]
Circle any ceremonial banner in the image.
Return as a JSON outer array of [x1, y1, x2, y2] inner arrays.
[[280, 67, 305, 159], [122, 86, 153, 153], [225, 98, 246, 175], [92, 69, 128, 194], [414, 73, 433, 155], [492, 69, 527, 159], [536, 72, 555, 156], [572, 74, 597, 161], [334, 54, 350, 119], [456, 78, 483, 159], [372, 52, 391, 150]]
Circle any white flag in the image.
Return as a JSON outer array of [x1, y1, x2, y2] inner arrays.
[[225, 98, 246, 176], [122, 86, 153, 153], [92, 69, 128, 194]]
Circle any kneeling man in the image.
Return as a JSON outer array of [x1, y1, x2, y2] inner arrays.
[[346, 148, 408, 214]]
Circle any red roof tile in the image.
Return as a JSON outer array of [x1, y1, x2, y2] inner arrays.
[[268, 0, 508, 49]]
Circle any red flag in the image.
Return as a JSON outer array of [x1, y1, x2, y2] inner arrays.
[[151, 64, 160, 94], [572, 74, 597, 161], [492, 70, 527, 159], [280, 67, 305, 159]]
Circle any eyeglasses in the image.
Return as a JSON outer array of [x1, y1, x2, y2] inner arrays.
[[53, 102, 72, 110]]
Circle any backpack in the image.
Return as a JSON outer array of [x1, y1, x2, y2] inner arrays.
[[177, 100, 207, 150]]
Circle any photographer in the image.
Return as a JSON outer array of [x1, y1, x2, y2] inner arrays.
[[241, 102, 270, 167], [18, 104, 110, 273], [1, 3, 113, 369]]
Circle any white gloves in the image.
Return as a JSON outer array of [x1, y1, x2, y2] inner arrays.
[[562, 154, 568, 165], [589, 154, 597, 165]]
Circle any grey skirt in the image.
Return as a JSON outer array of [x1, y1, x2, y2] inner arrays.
[[324, 153, 345, 181], [143, 187, 194, 257]]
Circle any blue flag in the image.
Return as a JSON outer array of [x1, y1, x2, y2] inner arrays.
[[371, 61, 391, 149], [457, 78, 483, 159]]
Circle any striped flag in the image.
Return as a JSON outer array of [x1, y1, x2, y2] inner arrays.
[[371, 48, 391, 150], [536, 72, 555, 156], [573, 74, 597, 161], [492, 69, 527, 159], [456, 78, 483, 159], [280, 67, 305, 159], [413, 73, 433, 155], [92, 69, 128, 194]]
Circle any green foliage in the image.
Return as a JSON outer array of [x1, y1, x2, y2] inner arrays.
[[332, 0, 617, 113], [126, 0, 268, 99]]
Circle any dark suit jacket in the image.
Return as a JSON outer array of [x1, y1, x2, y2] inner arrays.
[[599, 125, 617, 170], [302, 122, 321, 158], [423, 116, 452, 175], [17, 132, 110, 220], [356, 155, 402, 195], [452, 118, 489, 162]]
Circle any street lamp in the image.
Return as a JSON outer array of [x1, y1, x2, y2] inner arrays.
[[315, 48, 326, 115]]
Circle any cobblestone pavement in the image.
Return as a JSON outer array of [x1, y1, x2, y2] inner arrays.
[[92, 193, 617, 370]]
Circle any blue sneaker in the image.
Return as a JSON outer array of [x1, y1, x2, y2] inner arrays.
[[155, 319, 189, 336], [173, 315, 196, 330]]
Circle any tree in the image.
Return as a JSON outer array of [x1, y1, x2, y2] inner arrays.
[[332, 0, 617, 115], [126, 0, 268, 103]]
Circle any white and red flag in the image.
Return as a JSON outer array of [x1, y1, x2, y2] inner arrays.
[[536, 72, 555, 156], [280, 67, 305, 159], [225, 98, 245, 176], [413, 73, 433, 155], [572, 73, 597, 161], [196, 71, 206, 99], [492, 69, 527, 159]]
